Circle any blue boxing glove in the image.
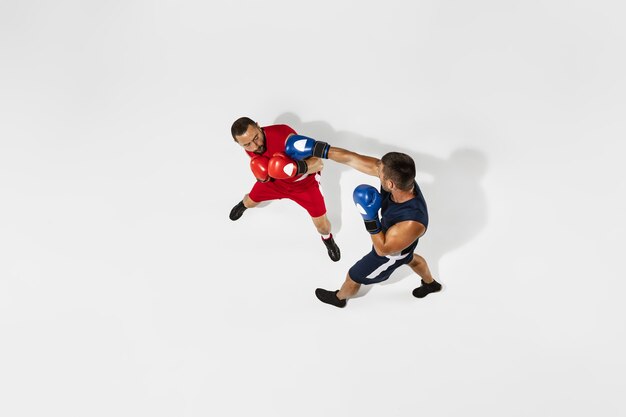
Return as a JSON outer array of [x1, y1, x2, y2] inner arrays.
[[285, 135, 331, 160], [353, 184, 382, 234]]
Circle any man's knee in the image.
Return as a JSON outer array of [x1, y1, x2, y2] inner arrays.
[[408, 253, 422, 267]]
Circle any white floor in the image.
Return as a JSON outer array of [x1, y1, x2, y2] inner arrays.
[[1, 1, 625, 416]]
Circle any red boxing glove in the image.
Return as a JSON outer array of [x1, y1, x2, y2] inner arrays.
[[250, 155, 271, 182], [268, 152, 307, 179]]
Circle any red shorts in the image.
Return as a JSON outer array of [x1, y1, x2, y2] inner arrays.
[[248, 173, 327, 218]]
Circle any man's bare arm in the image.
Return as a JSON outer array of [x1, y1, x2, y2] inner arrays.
[[327, 147, 379, 177], [304, 157, 323, 174], [371, 221, 425, 257]]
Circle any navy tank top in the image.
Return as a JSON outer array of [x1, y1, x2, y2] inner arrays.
[[380, 181, 428, 255]]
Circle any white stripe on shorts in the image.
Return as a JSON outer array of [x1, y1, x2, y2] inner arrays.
[[365, 252, 412, 279]]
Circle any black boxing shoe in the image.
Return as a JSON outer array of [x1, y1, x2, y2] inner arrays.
[[322, 234, 341, 262], [412, 279, 442, 298], [315, 289, 346, 308], [229, 201, 247, 221]]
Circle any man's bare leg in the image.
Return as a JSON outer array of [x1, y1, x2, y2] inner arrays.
[[337, 275, 360, 300], [312, 214, 340, 262], [407, 253, 435, 283], [408, 253, 442, 298]]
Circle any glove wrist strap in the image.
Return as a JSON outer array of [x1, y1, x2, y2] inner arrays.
[[312, 142, 330, 159], [296, 160, 308, 175], [364, 219, 381, 234]]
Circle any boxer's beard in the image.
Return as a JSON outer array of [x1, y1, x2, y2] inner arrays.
[[254, 145, 266, 154]]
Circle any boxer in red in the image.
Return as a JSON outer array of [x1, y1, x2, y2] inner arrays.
[[229, 117, 340, 262]]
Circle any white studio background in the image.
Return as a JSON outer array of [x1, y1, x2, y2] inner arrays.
[[1, 1, 625, 416]]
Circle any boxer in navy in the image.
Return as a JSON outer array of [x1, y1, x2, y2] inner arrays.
[[285, 135, 442, 307]]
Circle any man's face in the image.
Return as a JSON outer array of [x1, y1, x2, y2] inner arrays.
[[235, 124, 266, 154], [377, 160, 391, 192]]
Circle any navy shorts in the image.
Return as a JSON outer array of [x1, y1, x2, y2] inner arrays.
[[348, 248, 414, 285]]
